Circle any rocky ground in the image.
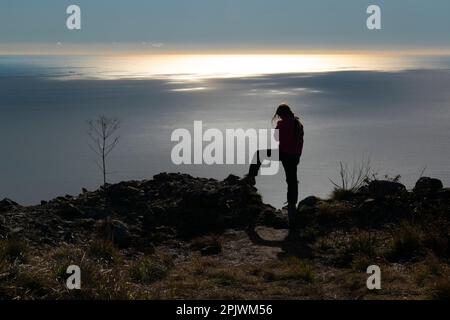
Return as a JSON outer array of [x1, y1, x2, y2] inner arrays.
[[0, 173, 449, 300]]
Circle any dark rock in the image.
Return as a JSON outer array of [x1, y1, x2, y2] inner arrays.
[[64, 232, 76, 243], [2, 171, 449, 252], [10, 227, 24, 235], [358, 198, 380, 216], [106, 183, 145, 205], [259, 208, 288, 229], [224, 174, 241, 185], [436, 188, 450, 201], [56, 203, 84, 219], [0, 198, 18, 210], [299, 196, 320, 207], [95, 219, 131, 248], [414, 177, 443, 195], [200, 245, 222, 256], [367, 180, 406, 198], [190, 236, 222, 256], [296, 204, 319, 227]]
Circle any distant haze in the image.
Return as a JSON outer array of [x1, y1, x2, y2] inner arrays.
[[2, 0, 450, 54]]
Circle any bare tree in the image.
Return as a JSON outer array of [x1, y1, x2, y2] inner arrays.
[[87, 115, 121, 186]]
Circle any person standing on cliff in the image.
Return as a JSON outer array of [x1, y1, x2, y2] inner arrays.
[[242, 104, 304, 239]]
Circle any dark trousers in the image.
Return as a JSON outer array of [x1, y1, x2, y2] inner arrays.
[[248, 149, 301, 206]]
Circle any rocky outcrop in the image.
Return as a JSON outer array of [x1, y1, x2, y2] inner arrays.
[[0, 173, 280, 246], [297, 177, 449, 231], [0, 198, 18, 211], [0, 174, 448, 249], [366, 180, 407, 198], [414, 177, 444, 195]]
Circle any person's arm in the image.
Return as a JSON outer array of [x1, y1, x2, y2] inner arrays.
[[274, 120, 281, 142], [299, 123, 304, 156]]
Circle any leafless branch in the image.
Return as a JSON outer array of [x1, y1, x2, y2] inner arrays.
[[86, 115, 121, 185]]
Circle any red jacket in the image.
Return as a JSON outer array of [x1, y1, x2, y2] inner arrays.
[[276, 117, 304, 156]]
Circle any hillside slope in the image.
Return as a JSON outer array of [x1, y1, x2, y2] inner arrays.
[[0, 174, 449, 300]]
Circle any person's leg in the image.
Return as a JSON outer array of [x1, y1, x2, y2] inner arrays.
[[248, 149, 272, 178], [281, 155, 301, 232], [282, 155, 299, 206]]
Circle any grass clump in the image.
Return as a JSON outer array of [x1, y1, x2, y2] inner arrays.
[[129, 256, 169, 284], [88, 240, 121, 264], [387, 223, 424, 262], [263, 257, 315, 283], [317, 202, 354, 225], [14, 270, 54, 298], [431, 278, 450, 300], [0, 239, 28, 263], [347, 233, 377, 257], [329, 158, 374, 199]]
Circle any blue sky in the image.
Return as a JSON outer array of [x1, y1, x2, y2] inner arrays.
[[1, 0, 450, 52]]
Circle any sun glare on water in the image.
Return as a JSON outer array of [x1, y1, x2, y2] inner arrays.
[[91, 54, 410, 80]]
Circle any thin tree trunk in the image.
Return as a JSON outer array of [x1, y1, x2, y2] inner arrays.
[[103, 152, 106, 186], [102, 133, 106, 186]]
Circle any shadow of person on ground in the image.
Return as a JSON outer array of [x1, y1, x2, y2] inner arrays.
[[246, 227, 314, 259]]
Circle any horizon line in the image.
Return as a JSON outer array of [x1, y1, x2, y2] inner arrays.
[[2, 43, 450, 57]]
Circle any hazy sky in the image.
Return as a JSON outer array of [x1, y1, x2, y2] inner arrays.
[[1, 0, 450, 53]]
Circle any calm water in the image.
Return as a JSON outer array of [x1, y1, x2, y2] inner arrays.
[[1, 54, 450, 208]]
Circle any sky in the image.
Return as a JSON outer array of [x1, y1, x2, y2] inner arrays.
[[1, 0, 450, 54]]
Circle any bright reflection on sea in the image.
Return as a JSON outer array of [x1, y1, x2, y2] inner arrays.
[[48, 54, 443, 81]]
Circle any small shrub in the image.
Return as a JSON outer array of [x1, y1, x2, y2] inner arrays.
[[351, 255, 373, 272], [265, 257, 315, 283], [209, 269, 239, 286], [347, 233, 377, 258], [414, 255, 443, 286], [0, 239, 28, 263], [387, 223, 424, 261], [15, 270, 54, 298], [338, 233, 378, 269], [88, 240, 121, 263], [317, 202, 354, 225], [423, 221, 450, 258], [130, 257, 168, 284], [329, 158, 374, 195], [331, 189, 357, 201], [315, 236, 335, 251]]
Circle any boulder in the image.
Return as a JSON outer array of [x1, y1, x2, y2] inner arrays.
[[0, 198, 18, 211], [367, 180, 406, 198], [259, 209, 288, 229], [298, 196, 320, 207], [413, 177, 443, 195]]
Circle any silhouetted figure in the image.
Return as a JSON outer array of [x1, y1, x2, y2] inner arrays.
[[243, 104, 304, 238]]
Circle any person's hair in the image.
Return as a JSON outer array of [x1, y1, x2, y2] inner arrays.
[[273, 103, 302, 142], [273, 103, 295, 121]]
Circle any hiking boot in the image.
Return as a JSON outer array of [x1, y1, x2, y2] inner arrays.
[[287, 204, 298, 228]]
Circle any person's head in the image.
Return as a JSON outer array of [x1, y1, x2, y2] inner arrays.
[[273, 103, 302, 142], [273, 103, 295, 121]]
